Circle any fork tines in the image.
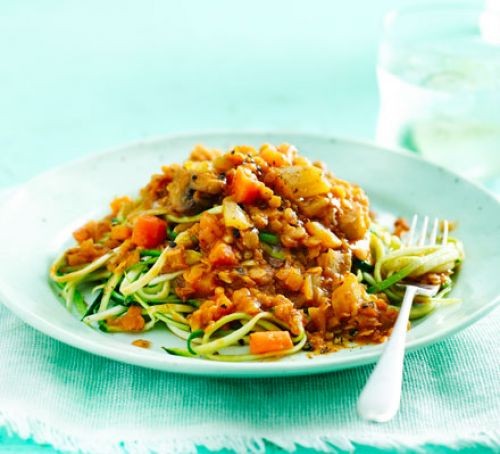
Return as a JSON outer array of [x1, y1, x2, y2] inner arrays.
[[404, 215, 448, 247]]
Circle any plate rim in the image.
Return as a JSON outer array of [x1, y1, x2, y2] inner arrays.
[[1, 130, 499, 377]]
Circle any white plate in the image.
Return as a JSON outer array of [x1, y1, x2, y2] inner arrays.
[[0, 132, 499, 377]]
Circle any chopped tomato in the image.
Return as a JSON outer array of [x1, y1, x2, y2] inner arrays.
[[249, 331, 293, 355], [107, 305, 145, 332], [208, 241, 238, 267], [132, 215, 167, 248], [230, 167, 264, 204]]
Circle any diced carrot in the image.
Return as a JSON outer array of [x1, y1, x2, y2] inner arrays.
[[132, 215, 167, 248], [107, 305, 145, 332], [249, 331, 294, 355], [230, 167, 264, 204], [208, 241, 238, 267], [110, 224, 132, 241]]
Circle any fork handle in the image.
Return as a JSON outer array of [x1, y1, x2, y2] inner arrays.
[[357, 285, 417, 422]]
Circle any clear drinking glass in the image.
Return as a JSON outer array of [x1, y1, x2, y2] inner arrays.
[[376, 1, 500, 192]]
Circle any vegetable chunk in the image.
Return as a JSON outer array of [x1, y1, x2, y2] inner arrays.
[[230, 167, 266, 204], [275, 166, 331, 199], [249, 331, 293, 354], [132, 215, 167, 248]]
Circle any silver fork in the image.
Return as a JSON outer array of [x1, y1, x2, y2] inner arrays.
[[357, 215, 448, 422]]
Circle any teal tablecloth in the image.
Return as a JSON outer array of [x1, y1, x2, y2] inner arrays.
[[1, 1, 499, 452], [0, 299, 499, 453]]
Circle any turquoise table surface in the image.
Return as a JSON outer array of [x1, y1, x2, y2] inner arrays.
[[0, 0, 410, 186], [0, 1, 489, 453]]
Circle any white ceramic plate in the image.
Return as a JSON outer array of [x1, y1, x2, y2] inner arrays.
[[0, 132, 499, 377]]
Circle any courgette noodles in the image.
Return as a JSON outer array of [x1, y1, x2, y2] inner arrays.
[[49, 143, 464, 361]]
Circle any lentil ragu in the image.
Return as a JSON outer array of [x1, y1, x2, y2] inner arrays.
[[50, 143, 463, 361]]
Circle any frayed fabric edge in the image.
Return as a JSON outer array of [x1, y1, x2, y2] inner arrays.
[[1, 410, 499, 454]]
